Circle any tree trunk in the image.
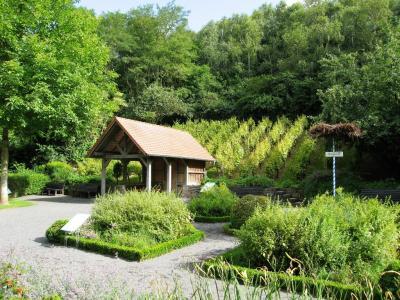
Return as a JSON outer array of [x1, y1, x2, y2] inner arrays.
[[0, 128, 9, 205]]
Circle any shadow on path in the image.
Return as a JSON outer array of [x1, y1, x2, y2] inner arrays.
[[31, 196, 95, 204]]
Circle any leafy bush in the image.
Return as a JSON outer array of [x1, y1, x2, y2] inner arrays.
[[38, 161, 74, 184], [46, 219, 68, 243], [230, 194, 272, 229], [208, 175, 274, 187], [201, 247, 362, 300], [46, 219, 204, 261], [76, 158, 101, 176], [91, 191, 192, 247], [188, 184, 238, 218], [8, 168, 50, 196], [238, 192, 399, 285]]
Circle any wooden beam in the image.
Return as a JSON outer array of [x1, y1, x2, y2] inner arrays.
[[94, 153, 146, 159], [115, 143, 126, 155], [138, 157, 147, 167], [146, 159, 152, 191]]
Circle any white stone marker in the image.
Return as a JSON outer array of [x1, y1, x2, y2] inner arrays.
[[61, 213, 90, 233]]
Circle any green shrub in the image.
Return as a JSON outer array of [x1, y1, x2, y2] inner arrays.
[[46, 219, 68, 243], [8, 168, 50, 196], [38, 161, 74, 184], [200, 247, 362, 300], [91, 191, 192, 246], [379, 260, 400, 298], [188, 184, 238, 218], [238, 192, 399, 285], [230, 194, 272, 229], [238, 204, 301, 270], [45, 219, 204, 261], [76, 158, 101, 176], [208, 175, 274, 188]]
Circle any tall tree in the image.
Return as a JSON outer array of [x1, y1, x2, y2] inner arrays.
[[0, 0, 122, 204], [98, 3, 214, 122]]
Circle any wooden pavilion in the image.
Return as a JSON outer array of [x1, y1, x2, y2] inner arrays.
[[88, 117, 215, 195]]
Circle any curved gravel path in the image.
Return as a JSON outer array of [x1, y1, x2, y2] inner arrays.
[[0, 195, 239, 298]]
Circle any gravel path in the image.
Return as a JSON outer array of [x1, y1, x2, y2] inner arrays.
[[0, 195, 239, 298]]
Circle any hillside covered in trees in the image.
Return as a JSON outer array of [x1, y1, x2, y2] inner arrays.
[[6, 0, 400, 180]]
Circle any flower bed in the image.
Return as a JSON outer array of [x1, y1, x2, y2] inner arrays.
[[199, 247, 362, 299], [46, 191, 205, 260], [46, 219, 204, 261]]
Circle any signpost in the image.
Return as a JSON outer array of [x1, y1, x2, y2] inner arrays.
[[325, 139, 343, 197]]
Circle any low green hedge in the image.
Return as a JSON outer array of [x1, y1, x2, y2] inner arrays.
[[200, 247, 362, 300], [46, 220, 205, 261], [222, 224, 238, 236], [194, 215, 230, 223], [8, 169, 50, 197]]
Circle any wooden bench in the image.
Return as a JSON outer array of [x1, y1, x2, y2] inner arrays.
[[43, 183, 65, 196], [71, 183, 100, 198], [360, 189, 400, 202]]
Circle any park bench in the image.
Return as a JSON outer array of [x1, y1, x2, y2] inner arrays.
[[71, 183, 100, 198], [42, 183, 65, 196], [360, 189, 400, 203]]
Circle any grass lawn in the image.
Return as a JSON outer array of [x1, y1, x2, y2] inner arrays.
[[0, 199, 34, 210]]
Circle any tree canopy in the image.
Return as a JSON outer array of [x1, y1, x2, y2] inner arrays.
[[2, 0, 400, 184], [0, 0, 122, 203]]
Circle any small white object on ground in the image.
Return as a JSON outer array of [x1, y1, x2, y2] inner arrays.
[[200, 182, 216, 192], [7, 188, 11, 195], [61, 213, 90, 233]]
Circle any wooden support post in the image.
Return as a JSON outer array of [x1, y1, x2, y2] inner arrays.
[[183, 160, 189, 186], [101, 158, 110, 195], [122, 160, 128, 185], [164, 158, 172, 193], [146, 158, 152, 191]]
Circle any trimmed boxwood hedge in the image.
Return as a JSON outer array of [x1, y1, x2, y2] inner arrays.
[[46, 220, 205, 261], [199, 247, 362, 300], [222, 223, 238, 236], [194, 215, 230, 223]]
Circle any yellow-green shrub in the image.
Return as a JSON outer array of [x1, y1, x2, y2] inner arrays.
[[238, 192, 399, 285]]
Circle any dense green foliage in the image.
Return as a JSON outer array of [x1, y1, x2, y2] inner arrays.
[[187, 184, 238, 218], [230, 195, 271, 229], [46, 219, 204, 261], [8, 167, 50, 196], [208, 175, 274, 188], [91, 191, 192, 248], [0, 0, 122, 163], [37, 161, 74, 184], [94, 0, 400, 178], [201, 248, 362, 300], [379, 260, 400, 298], [176, 116, 311, 178], [238, 192, 399, 285]]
